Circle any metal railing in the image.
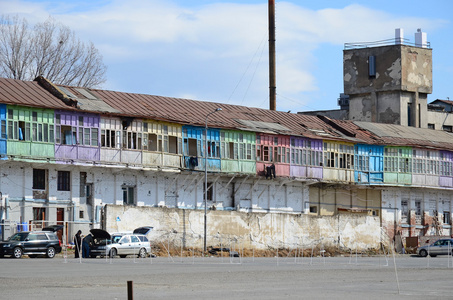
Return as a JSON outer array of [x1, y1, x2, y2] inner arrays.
[[344, 38, 431, 49]]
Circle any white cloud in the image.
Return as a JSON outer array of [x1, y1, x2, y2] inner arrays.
[[0, 0, 447, 111]]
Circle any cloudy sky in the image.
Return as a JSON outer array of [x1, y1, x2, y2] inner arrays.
[[1, 0, 452, 112]]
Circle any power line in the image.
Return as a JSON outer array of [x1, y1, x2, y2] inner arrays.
[[226, 32, 267, 104]]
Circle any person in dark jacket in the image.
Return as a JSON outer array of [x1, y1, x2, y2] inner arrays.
[[82, 233, 93, 258], [73, 230, 82, 258]]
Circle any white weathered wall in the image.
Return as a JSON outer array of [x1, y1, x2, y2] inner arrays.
[[381, 187, 453, 240], [104, 205, 381, 250], [426, 110, 453, 130]]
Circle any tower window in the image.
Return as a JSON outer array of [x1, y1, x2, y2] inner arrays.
[[368, 56, 376, 78]]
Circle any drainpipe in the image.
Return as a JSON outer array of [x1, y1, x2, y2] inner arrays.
[[5, 196, 8, 220], [72, 200, 77, 228], [1, 192, 3, 241]]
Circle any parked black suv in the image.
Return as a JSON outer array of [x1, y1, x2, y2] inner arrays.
[[0, 228, 62, 259]]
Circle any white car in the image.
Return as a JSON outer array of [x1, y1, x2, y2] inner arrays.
[[107, 234, 151, 258]]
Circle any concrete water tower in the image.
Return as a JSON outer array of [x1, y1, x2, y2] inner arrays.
[[343, 28, 432, 128]]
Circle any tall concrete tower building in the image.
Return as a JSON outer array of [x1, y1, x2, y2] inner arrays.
[[343, 29, 432, 128]]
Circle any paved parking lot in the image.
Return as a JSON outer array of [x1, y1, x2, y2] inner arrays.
[[0, 254, 452, 299]]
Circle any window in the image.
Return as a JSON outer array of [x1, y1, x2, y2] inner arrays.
[[79, 210, 84, 219], [207, 141, 220, 158], [439, 152, 453, 176], [184, 138, 198, 156], [1, 119, 6, 139], [143, 122, 182, 154], [204, 182, 213, 201], [407, 104, 412, 126], [443, 125, 453, 132], [384, 147, 412, 173], [401, 200, 408, 222], [415, 200, 422, 223], [428, 123, 435, 130], [256, 135, 289, 163], [33, 169, 46, 190], [169, 136, 178, 154], [123, 130, 141, 150], [323, 142, 354, 169], [8, 108, 54, 143], [28, 234, 38, 241], [443, 211, 450, 224], [85, 184, 93, 206], [415, 201, 421, 215], [59, 125, 76, 145], [55, 114, 98, 146], [368, 55, 376, 78], [291, 138, 322, 167], [80, 172, 87, 197], [413, 149, 440, 175], [57, 171, 71, 191], [220, 131, 255, 161], [33, 207, 46, 221], [309, 206, 318, 214], [123, 186, 135, 205], [355, 153, 369, 172], [101, 129, 121, 148], [121, 236, 131, 243]]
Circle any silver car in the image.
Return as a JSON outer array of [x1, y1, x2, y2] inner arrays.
[[417, 238, 453, 257], [107, 234, 151, 258]]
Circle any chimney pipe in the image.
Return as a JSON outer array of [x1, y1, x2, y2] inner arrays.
[[268, 0, 276, 111]]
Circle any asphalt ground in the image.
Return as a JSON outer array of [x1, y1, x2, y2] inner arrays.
[[0, 254, 452, 299]]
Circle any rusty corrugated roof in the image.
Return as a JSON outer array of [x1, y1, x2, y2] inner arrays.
[[0, 77, 74, 110], [85, 88, 344, 140], [355, 121, 453, 150], [1, 77, 453, 151]]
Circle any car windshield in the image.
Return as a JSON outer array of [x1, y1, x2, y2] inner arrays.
[[9, 232, 29, 241]]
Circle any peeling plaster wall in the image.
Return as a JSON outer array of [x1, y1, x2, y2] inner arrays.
[[104, 205, 381, 250], [426, 110, 453, 130], [344, 45, 432, 125], [344, 46, 402, 95], [381, 188, 453, 242], [401, 47, 432, 93], [344, 45, 432, 94], [309, 185, 381, 217], [1, 162, 313, 231]]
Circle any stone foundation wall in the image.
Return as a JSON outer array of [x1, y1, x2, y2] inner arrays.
[[104, 205, 381, 250]]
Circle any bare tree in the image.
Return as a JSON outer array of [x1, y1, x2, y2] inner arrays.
[[0, 15, 106, 88]]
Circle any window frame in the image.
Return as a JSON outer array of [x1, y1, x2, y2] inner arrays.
[[57, 171, 71, 191], [33, 169, 46, 190], [7, 108, 54, 143], [122, 185, 136, 205]]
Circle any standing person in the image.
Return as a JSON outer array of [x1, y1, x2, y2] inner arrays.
[[73, 230, 82, 258], [82, 233, 93, 258]]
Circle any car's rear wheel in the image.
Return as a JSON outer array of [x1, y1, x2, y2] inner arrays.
[[419, 249, 428, 257], [13, 247, 23, 259], [46, 247, 56, 258], [138, 248, 147, 258], [109, 248, 117, 258]]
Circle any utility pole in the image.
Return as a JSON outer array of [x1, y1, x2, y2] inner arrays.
[[268, 0, 276, 111]]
